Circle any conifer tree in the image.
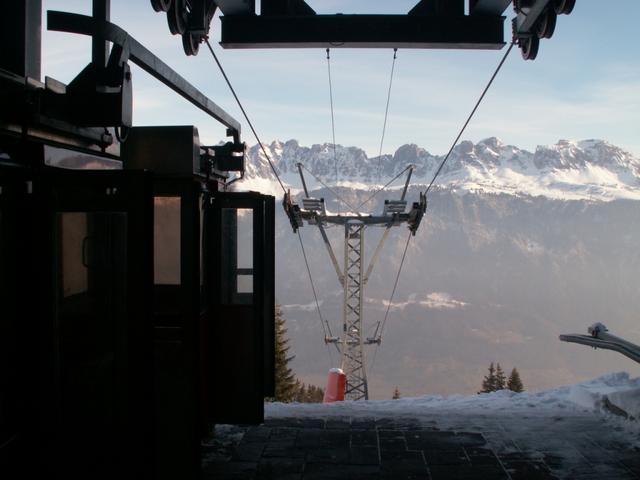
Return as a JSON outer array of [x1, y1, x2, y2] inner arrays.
[[266, 305, 326, 403], [305, 384, 314, 403], [306, 385, 324, 403], [271, 305, 298, 402], [480, 362, 496, 393], [392, 387, 401, 400], [507, 368, 524, 392], [495, 363, 506, 390], [315, 385, 325, 402], [292, 380, 304, 402]]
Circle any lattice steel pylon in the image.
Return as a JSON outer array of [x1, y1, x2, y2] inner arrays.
[[284, 164, 426, 400], [342, 220, 367, 400]]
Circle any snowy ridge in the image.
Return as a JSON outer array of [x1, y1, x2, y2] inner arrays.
[[238, 138, 640, 201], [266, 372, 640, 439]]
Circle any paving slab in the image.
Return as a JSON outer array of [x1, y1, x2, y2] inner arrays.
[[203, 413, 640, 479]]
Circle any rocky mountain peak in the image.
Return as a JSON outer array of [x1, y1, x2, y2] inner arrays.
[[238, 138, 640, 201]]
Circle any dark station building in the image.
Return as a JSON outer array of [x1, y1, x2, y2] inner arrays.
[[1, 1, 275, 478]]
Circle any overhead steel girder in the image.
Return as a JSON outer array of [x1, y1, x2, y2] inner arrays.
[[469, 0, 512, 16], [215, 0, 255, 15], [220, 14, 506, 50], [217, 0, 513, 19], [47, 11, 241, 136]]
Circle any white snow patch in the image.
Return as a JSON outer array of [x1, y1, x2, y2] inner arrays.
[[609, 387, 640, 419], [265, 373, 640, 443], [281, 301, 321, 312], [232, 176, 292, 198], [568, 372, 640, 415], [421, 292, 468, 310], [375, 292, 467, 310]]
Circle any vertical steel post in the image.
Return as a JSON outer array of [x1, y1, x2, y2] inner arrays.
[[341, 220, 368, 400], [0, 0, 42, 80], [92, 0, 111, 68]]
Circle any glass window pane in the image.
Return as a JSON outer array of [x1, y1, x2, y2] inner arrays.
[[60, 212, 89, 297], [154, 197, 181, 285], [219, 207, 254, 304], [236, 208, 253, 269], [45, 145, 121, 170], [237, 274, 253, 293], [56, 211, 128, 450]]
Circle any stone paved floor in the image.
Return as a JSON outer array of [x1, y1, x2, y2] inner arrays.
[[202, 414, 640, 479]]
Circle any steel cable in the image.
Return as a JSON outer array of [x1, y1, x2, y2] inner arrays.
[[377, 48, 398, 181], [369, 231, 412, 374], [326, 49, 339, 189], [424, 41, 515, 195], [297, 230, 340, 359], [357, 164, 412, 210], [205, 38, 287, 194], [299, 163, 361, 214]]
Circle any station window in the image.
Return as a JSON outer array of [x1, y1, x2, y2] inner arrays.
[[154, 197, 181, 285]]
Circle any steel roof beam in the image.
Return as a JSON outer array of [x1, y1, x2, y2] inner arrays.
[[220, 14, 506, 49], [469, 0, 512, 16], [215, 0, 255, 15]]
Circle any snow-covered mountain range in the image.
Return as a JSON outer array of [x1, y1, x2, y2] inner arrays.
[[234, 138, 640, 399], [240, 138, 640, 202]]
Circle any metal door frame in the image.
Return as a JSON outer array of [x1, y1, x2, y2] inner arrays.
[[42, 168, 154, 479], [204, 191, 274, 425]]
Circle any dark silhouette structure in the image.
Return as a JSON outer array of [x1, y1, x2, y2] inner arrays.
[[0, 2, 274, 478], [0, 0, 573, 478]]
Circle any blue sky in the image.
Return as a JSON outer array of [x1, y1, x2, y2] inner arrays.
[[42, 1, 640, 157]]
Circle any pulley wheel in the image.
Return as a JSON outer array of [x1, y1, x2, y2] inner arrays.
[[554, 0, 576, 15], [150, 0, 172, 12], [182, 32, 201, 56], [167, 0, 188, 35], [520, 35, 539, 61], [536, 8, 557, 39]]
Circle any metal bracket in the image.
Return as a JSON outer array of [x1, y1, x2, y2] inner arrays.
[[64, 40, 133, 127], [47, 11, 241, 137], [201, 141, 246, 173], [283, 191, 304, 232], [408, 192, 427, 235]]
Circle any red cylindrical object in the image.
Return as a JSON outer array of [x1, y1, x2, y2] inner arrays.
[[323, 368, 346, 403]]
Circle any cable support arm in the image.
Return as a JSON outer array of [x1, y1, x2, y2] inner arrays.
[[560, 323, 640, 365], [400, 165, 413, 201], [297, 162, 310, 197], [363, 165, 415, 284], [316, 222, 344, 286], [363, 226, 391, 286]]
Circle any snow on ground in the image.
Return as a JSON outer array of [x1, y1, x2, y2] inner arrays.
[[266, 372, 640, 444]]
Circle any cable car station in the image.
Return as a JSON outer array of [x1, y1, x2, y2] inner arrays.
[[1, 1, 586, 478]]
